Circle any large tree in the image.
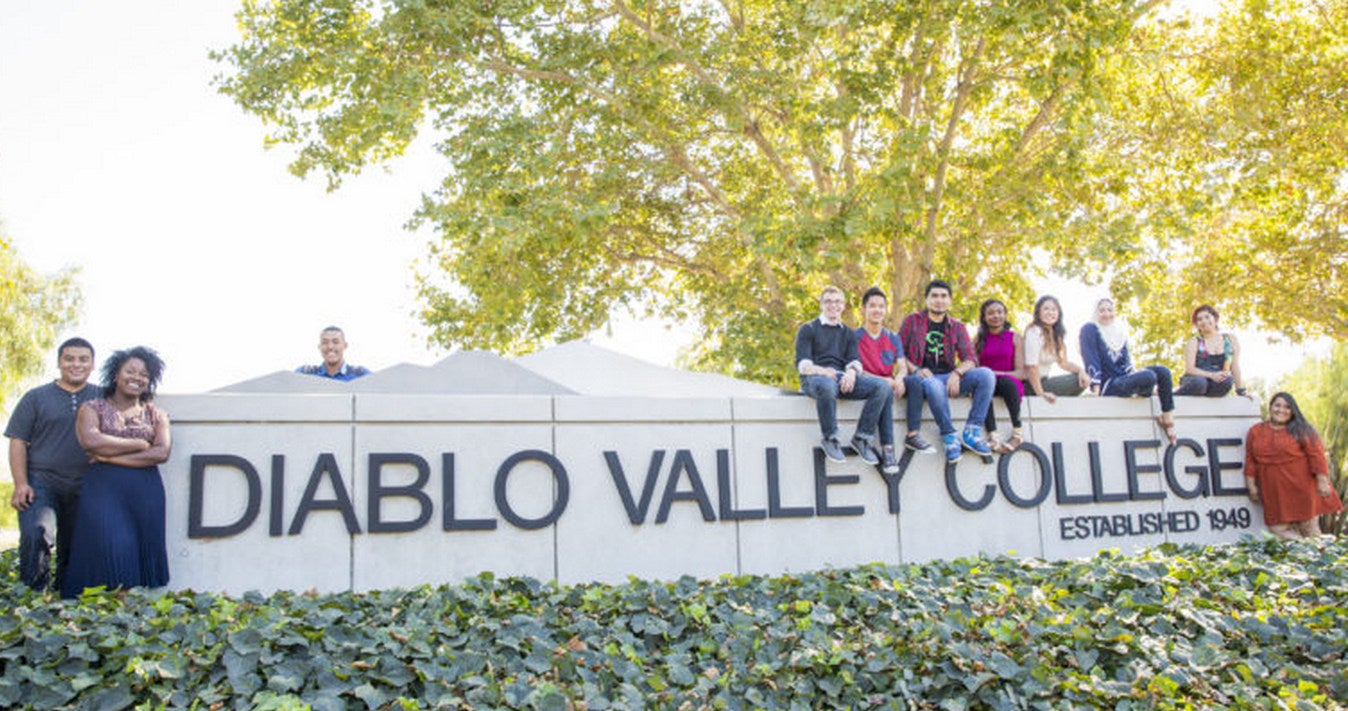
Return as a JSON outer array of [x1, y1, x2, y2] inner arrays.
[[1055, 0, 1348, 366], [218, 0, 1347, 383], [217, 0, 1160, 384], [0, 225, 82, 408]]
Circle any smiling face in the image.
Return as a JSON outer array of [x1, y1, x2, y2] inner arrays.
[[1037, 299, 1060, 327], [116, 357, 151, 401], [57, 345, 95, 389], [1269, 396, 1293, 426], [863, 293, 887, 327], [1094, 299, 1116, 326], [982, 301, 1007, 332], [819, 289, 845, 322], [1193, 309, 1219, 335], [319, 329, 348, 368]]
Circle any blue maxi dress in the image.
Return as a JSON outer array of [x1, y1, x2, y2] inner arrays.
[[60, 399, 169, 597]]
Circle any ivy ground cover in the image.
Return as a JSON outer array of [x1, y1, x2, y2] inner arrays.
[[1, 538, 1344, 709]]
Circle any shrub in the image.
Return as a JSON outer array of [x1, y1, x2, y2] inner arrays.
[[1, 539, 1345, 709]]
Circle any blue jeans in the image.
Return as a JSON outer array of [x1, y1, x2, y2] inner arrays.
[[872, 375, 927, 447], [1103, 366, 1175, 412], [17, 470, 82, 591], [801, 373, 894, 444], [915, 367, 995, 436]]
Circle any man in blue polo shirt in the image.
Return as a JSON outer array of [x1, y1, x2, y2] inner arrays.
[[6, 337, 100, 591], [795, 286, 898, 474], [296, 326, 370, 381]]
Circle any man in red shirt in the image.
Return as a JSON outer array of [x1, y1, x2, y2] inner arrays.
[[794, 286, 899, 473], [855, 287, 934, 456], [897, 280, 995, 463]]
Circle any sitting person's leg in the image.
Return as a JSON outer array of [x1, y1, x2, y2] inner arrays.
[[841, 374, 892, 466], [982, 390, 1000, 439], [1205, 376, 1234, 397], [1177, 371, 1229, 397], [801, 374, 844, 460], [1147, 365, 1178, 443], [1101, 369, 1157, 398], [1147, 366, 1175, 414], [922, 374, 960, 461], [993, 376, 1024, 451], [1175, 374, 1211, 396], [875, 391, 895, 449], [1043, 373, 1084, 397], [983, 376, 1021, 441], [957, 367, 995, 455], [902, 375, 933, 453]]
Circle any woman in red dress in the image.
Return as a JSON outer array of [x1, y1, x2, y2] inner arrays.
[[1244, 392, 1342, 539]]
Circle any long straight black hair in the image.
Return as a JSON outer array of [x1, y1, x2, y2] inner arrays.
[[1270, 391, 1320, 445]]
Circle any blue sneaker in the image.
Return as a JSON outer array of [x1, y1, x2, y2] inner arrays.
[[961, 426, 992, 456], [941, 432, 962, 463]]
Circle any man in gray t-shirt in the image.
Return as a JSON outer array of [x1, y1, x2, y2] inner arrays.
[[5, 338, 98, 591]]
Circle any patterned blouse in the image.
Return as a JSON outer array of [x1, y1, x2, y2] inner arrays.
[[88, 399, 159, 444]]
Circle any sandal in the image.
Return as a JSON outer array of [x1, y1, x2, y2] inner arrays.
[[1156, 416, 1177, 445], [1004, 433, 1023, 452], [989, 435, 1013, 455]]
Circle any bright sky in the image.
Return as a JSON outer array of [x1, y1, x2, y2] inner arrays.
[[0, 0, 1327, 398]]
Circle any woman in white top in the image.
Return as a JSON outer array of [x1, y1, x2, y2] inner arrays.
[[1021, 295, 1090, 403]]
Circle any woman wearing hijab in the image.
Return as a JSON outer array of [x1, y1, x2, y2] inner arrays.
[[1079, 298, 1178, 443]]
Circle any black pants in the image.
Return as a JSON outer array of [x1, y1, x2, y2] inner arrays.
[[1176, 374, 1234, 397], [984, 376, 1023, 434]]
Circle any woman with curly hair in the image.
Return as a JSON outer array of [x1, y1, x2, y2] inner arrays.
[[61, 346, 172, 597], [1244, 392, 1342, 539], [973, 299, 1026, 453]]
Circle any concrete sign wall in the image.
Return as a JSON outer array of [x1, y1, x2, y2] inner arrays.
[[158, 390, 1259, 595]]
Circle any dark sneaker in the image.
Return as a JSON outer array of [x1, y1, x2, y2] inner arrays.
[[879, 447, 900, 475], [904, 432, 936, 454], [850, 434, 880, 465], [821, 436, 846, 463], [961, 426, 992, 456], [942, 432, 962, 463]]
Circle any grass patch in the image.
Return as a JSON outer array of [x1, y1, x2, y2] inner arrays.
[[1, 538, 1345, 708]]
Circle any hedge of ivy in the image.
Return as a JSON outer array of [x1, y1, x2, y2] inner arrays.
[[1, 538, 1345, 710]]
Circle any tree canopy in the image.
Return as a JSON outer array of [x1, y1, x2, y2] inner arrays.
[[216, 0, 1346, 384], [1063, 0, 1348, 365], [0, 225, 82, 408]]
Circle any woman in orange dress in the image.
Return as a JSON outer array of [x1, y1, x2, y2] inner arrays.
[[1244, 392, 1342, 538]]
